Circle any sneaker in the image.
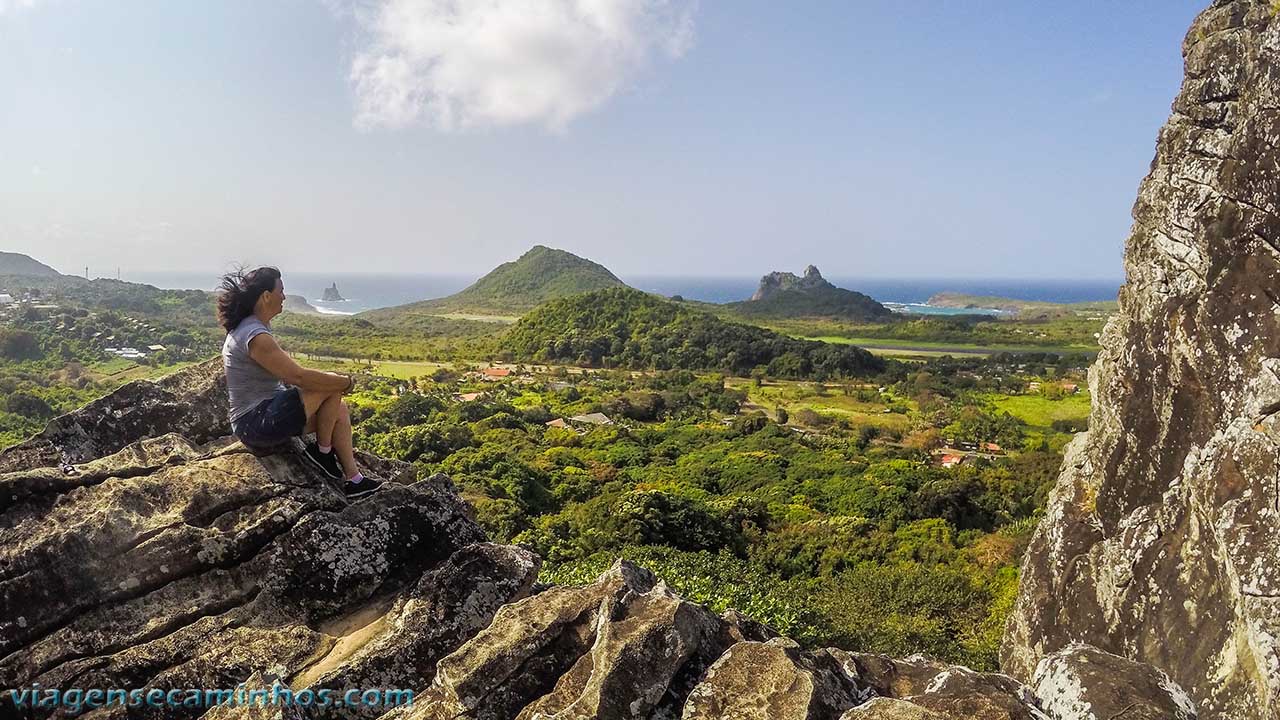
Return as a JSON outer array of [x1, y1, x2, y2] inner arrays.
[[303, 441, 344, 480], [343, 476, 383, 499]]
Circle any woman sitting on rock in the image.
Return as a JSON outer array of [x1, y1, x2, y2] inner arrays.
[[217, 266, 380, 499]]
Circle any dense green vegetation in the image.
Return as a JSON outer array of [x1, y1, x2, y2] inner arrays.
[[0, 254, 1104, 670], [0, 294, 207, 445], [272, 312, 500, 362], [342, 351, 1088, 669], [503, 287, 887, 378], [0, 274, 221, 330]]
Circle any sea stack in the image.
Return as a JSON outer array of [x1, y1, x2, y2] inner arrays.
[[322, 282, 344, 302], [750, 265, 828, 301], [737, 264, 891, 321]]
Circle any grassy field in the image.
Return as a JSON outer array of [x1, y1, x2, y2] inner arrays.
[[927, 293, 1117, 316], [805, 335, 1097, 358], [87, 358, 200, 383], [726, 377, 915, 432], [805, 337, 995, 359], [360, 359, 454, 379], [291, 354, 459, 379], [986, 391, 1091, 451], [430, 312, 520, 324], [87, 357, 139, 376], [989, 392, 1090, 428]]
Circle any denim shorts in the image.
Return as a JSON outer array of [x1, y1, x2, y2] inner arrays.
[[232, 386, 306, 447]]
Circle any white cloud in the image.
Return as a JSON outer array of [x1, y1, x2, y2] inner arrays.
[[0, 0, 44, 15], [343, 0, 696, 132]]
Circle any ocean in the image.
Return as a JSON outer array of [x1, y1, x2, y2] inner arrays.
[[121, 271, 475, 316], [120, 271, 1123, 316], [627, 276, 1123, 316]]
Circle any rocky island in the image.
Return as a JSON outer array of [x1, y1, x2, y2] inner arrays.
[[751, 265, 828, 301], [729, 265, 892, 321], [322, 283, 345, 302]]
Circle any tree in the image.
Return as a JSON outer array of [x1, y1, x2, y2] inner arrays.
[[0, 329, 40, 360], [902, 428, 942, 452], [6, 391, 52, 418]]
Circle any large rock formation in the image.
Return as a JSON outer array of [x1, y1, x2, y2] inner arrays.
[[736, 265, 891, 321], [751, 265, 830, 301], [1, 360, 1059, 719], [1003, 2, 1280, 718]]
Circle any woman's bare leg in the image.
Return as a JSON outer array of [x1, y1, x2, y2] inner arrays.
[[301, 389, 342, 447], [331, 400, 359, 479], [300, 388, 358, 480]]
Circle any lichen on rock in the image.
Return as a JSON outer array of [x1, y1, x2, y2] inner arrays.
[[1002, 1, 1280, 718]]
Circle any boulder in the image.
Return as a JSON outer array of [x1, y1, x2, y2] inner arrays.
[[410, 559, 765, 720], [680, 638, 871, 720], [837, 654, 1047, 720], [0, 357, 229, 472], [1032, 644, 1197, 720], [838, 698, 945, 720]]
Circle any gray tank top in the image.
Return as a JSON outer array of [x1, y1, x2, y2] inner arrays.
[[222, 316, 286, 422]]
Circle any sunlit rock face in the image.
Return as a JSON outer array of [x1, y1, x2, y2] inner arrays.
[[1003, 1, 1280, 717]]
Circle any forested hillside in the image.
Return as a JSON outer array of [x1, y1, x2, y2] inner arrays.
[[504, 287, 886, 378]]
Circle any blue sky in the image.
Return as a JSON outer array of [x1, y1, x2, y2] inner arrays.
[[0, 1, 1207, 279]]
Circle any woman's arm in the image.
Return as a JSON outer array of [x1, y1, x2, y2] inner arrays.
[[247, 333, 351, 393]]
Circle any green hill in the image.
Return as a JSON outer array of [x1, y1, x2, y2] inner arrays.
[[727, 265, 891, 321], [504, 286, 885, 378], [0, 252, 60, 277], [366, 245, 626, 321]]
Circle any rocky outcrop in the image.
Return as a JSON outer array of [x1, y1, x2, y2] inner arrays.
[[738, 266, 891, 321], [751, 265, 829, 301], [1031, 646, 1197, 720], [1003, 2, 1280, 718], [286, 294, 322, 315], [1, 363, 1055, 718], [322, 284, 344, 302], [0, 357, 231, 472]]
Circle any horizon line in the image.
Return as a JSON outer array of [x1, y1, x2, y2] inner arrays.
[[109, 268, 1127, 284]]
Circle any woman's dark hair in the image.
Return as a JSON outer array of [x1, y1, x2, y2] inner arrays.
[[216, 266, 281, 332]]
